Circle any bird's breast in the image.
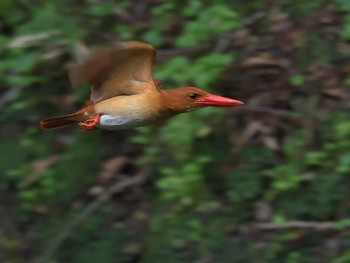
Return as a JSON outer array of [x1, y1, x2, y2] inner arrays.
[[94, 93, 169, 130]]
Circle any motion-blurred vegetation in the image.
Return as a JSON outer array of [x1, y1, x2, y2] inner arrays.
[[1, 0, 350, 262]]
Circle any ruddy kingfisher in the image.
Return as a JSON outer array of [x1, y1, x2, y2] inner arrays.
[[40, 41, 243, 131]]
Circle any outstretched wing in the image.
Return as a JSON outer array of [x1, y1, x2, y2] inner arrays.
[[69, 41, 157, 103]]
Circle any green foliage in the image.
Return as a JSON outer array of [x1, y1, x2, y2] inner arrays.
[[291, 74, 305, 86], [143, 2, 176, 45], [156, 155, 210, 206], [155, 53, 233, 88], [333, 252, 350, 263], [176, 4, 240, 47], [335, 0, 350, 40], [336, 0, 350, 12], [281, 0, 329, 15], [228, 148, 275, 203], [262, 112, 350, 220], [133, 108, 226, 211], [155, 57, 191, 86], [341, 14, 350, 40], [143, 211, 254, 263], [144, 1, 240, 47]]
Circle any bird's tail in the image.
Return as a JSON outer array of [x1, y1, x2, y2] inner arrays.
[[40, 112, 83, 130]]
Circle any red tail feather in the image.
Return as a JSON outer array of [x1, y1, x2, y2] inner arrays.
[[40, 113, 82, 130]]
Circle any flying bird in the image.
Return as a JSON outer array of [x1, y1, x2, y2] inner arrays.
[[40, 41, 243, 131]]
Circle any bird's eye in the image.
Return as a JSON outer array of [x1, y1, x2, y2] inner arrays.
[[189, 93, 198, 100]]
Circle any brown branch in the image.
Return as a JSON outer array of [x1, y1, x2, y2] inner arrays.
[[233, 106, 300, 119], [252, 221, 342, 231], [36, 168, 149, 263], [0, 86, 23, 108]]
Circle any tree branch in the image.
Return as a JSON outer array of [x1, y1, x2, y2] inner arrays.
[[252, 221, 342, 231], [36, 168, 149, 263]]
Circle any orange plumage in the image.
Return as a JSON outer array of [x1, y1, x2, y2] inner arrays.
[[40, 41, 243, 131]]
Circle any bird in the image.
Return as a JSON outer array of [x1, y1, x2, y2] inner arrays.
[[40, 41, 243, 131]]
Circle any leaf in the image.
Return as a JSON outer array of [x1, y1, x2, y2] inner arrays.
[[291, 74, 305, 86], [192, 53, 234, 88], [176, 5, 240, 47]]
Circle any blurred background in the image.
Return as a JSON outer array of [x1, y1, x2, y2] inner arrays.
[[1, 0, 350, 262]]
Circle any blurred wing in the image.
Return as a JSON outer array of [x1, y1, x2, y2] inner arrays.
[[69, 41, 157, 103]]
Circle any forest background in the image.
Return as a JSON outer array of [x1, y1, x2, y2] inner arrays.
[[2, 0, 350, 262]]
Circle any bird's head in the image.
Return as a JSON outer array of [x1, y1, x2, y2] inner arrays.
[[161, 87, 243, 113]]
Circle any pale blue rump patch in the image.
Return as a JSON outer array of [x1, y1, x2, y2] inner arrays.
[[98, 114, 141, 130]]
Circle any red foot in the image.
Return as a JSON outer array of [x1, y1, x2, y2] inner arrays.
[[79, 114, 101, 131]]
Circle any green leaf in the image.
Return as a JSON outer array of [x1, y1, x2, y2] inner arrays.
[[156, 56, 191, 85], [335, 218, 350, 230], [341, 15, 350, 40], [291, 74, 305, 86], [306, 151, 327, 166], [192, 53, 234, 88], [176, 4, 240, 47]]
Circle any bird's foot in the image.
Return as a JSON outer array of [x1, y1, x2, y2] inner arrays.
[[78, 114, 101, 131]]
